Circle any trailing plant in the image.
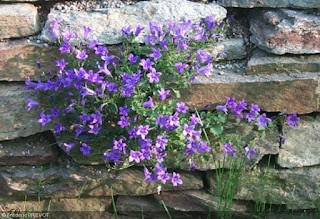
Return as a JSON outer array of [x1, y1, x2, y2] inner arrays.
[[25, 16, 299, 191]]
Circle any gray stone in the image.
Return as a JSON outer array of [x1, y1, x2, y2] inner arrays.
[[277, 115, 320, 168], [0, 83, 50, 141], [0, 165, 203, 198], [207, 166, 320, 209], [0, 131, 59, 166], [250, 9, 320, 54], [0, 40, 60, 81], [247, 49, 320, 74], [206, 38, 246, 61], [0, 4, 40, 39], [116, 196, 168, 219], [41, 0, 227, 44], [181, 70, 320, 114], [217, 0, 320, 9]]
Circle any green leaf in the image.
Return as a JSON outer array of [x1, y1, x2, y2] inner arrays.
[[210, 124, 223, 136], [172, 89, 181, 99]]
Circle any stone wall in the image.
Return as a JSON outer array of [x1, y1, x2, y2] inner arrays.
[[0, 0, 319, 218]]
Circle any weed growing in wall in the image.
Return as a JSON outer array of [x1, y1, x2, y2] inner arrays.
[[25, 16, 299, 192]]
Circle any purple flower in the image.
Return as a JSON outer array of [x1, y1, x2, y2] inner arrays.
[[112, 139, 127, 154], [175, 62, 189, 74], [232, 100, 247, 119], [171, 172, 183, 186], [61, 30, 75, 42], [80, 143, 91, 156], [182, 124, 195, 137], [117, 116, 130, 128], [121, 26, 132, 37], [119, 106, 129, 116], [197, 63, 213, 76], [135, 25, 145, 36], [63, 142, 75, 154], [128, 53, 138, 64], [246, 103, 261, 122], [49, 19, 60, 39], [136, 125, 149, 139], [76, 49, 88, 60], [226, 97, 237, 109], [256, 113, 272, 129], [190, 113, 201, 125], [97, 62, 111, 76], [139, 58, 154, 71], [223, 142, 236, 157], [37, 112, 51, 126], [284, 113, 300, 127], [129, 150, 141, 163], [89, 39, 99, 48], [104, 150, 122, 163], [147, 69, 162, 83], [243, 144, 256, 160], [155, 114, 168, 129], [59, 42, 71, 54], [95, 45, 108, 56], [55, 59, 68, 71], [54, 123, 66, 135], [196, 49, 212, 64], [142, 96, 155, 109], [158, 88, 170, 101], [216, 104, 228, 114], [148, 47, 162, 61], [26, 98, 39, 111], [83, 26, 92, 40], [204, 16, 216, 31], [144, 167, 156, 183], [50, 107, 60, 118], [176, 102, 189, 114]]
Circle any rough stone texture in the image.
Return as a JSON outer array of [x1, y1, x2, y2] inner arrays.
[[181, 70, 320, 114], [206, 38, 246, 61], [208, 166, 320, 209], [0, 4, 40, 39], [0, 83, 50, 141], [0, 165, 203, 198], [217, 0, 320, 8], [247, 49, 320, 74], [0, 131, 59, 166], [277, 115, 320, 168], [116, 196, 169, 219], [0, 197, 111, 212], [41, 0, 227, 44], [0, 40, 60, 81], [250, 9, 320, 55]]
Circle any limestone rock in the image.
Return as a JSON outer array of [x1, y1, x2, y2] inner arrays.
[[0, 40, 60, 81], [207, 166, 320, 209], [0, 83, 50, 141], [250, 9, 320, 54], [247, 49, 320, 74], [217, 0, 320, 9], [206, 38, 246, 61], [181, 70, 320, 114], [277, 115, 320, 168], [0, 4, 40, 39], [0, 131, 59, 166], [0, 165, 203, 198], [41, 0, 227, 44]]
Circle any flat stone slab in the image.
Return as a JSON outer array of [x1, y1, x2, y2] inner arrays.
[[181, 69, 320, 114], [277, 115, 320, 168], [250, 9, 320, 54], [217, 0, 320, 9], [41, 0, 227, 44], [0, 83, 50, 141], [0, 4, 40, 39], [206, 38, 246, 61], [0, 40, 60, 81], [207, 165, 320, 209], [0, 165, 203, 198], [247, 49, 320, 74], [0, 132, 58, 166]]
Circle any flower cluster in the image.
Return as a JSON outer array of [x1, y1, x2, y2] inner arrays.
[[26, 16, 299, 188]]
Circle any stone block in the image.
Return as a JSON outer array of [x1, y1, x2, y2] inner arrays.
[[0, 40, 59, 81], [217, 0, 320, 9], [0, 4, 40, 39], [250, 9, 320, 54], [277, 115, 320, 168]]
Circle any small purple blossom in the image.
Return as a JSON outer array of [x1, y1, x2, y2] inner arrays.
[[76, 49, 88, 60], [176, 102, 189, 114], [134, 25, 145, 36], [83, 26, 92, 40], [139, 58, 154, 71], [148, 47, 162, 61], [175, 62, 189, 74], [147, 69, 162, 83], [129, 150, 141, 163], [158, 88, 170, 101], [284, 113, 300, 127], [142, 96, 155, 109], [121, 26, 132, 37], [197, 63, 213, 76], [26, 98, 39, 111], [136, 125, 149, 139], [80, 143, 91, 156], [171, 172, 183, 186], [223, 142, 236, 157], [55, 59, 68, 71], [128, 53, 138, 64], [243, 144, 256, 160], [37, 112, 51, 126], [257, 113, 272, 129], [216, 104, 228, 114], [117, 116, 130, 128], [63, 142, 75, 154]]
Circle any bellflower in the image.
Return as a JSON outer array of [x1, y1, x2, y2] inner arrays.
[[26, 98, 39, 111], [284, 113, 300, 127], [257, 113, 272, 129]]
